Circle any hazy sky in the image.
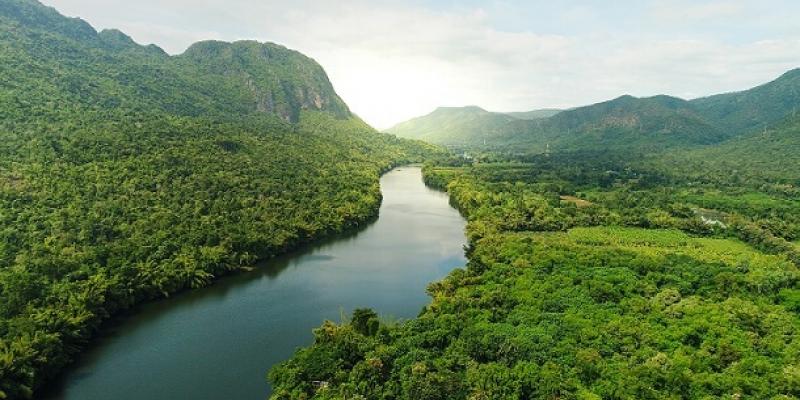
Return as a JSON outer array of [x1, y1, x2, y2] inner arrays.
[[42, 0, 800, 129]]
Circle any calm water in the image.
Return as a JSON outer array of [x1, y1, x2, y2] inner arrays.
[[43, 166, 467, 400]]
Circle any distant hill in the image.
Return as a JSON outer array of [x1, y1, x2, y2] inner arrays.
[[505, 95, 725, 152], [504, 108, 562, 120], [390, 69, 800, 153], [386, 107, 562, 146], [386, 106, 518, 145], [691, 68, 800, 136]]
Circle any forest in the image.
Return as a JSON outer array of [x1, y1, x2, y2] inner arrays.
[[4, 1, 800, 399], [269, 132, 800, 399], [0, 1, 438, 397], [0, 109, 436, 398]]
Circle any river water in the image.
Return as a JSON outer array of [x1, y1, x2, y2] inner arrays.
[[44, 166, 467, 400]]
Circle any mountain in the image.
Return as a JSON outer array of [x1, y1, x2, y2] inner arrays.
[[664, 113, 800, 184], [0, 1, 438, 398], [0, 0, 349, 123], [519, 72, 800, 152], [386, 106, 562, 146], [391, 69, 800, 153], [178, 40, 351, 122], [386, 106, 518, 145], [504, 94, 725, 152], [504, 108, 562, 120], [691, 68, 800, 136]]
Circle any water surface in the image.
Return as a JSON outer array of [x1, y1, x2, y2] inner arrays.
[[44, 166, 467, 399]]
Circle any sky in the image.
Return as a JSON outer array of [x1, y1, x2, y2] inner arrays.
[[42, 0, 800, 129]]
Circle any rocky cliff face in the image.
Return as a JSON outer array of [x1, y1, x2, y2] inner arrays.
[[180, 40, 350, 122], [0, 0, 350, 124]]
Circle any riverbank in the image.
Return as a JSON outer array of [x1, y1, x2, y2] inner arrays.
[[44, 166, 467, 400]]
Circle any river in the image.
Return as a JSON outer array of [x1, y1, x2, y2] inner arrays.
[[43, 166, 467, 400]]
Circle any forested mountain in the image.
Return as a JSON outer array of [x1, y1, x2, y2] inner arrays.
[[504, 108, 562, 120], [0, 1, 437, 398], [389, 69, 800, 153], [656, 114, 800, 184], [386, 106, 519, 146], [177, 40, 351, 122], [0, 0, 351, 123], [691, 68, 800, 136], [505, 94, 725, 152]]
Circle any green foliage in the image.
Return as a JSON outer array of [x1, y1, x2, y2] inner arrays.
[[655, 114, 800, 185], [0, 1, 442, 397], [386, 106, 521, 146], [271, 156, 800, 399], [692, 68, 800, 136], [504, 109, 562, 120], [271, 228, 800, 399], [350, 309, 379, 337]]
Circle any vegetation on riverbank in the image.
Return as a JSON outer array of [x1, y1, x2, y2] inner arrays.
[[269, 150, 800, 399], [0, 1, 440, 397]]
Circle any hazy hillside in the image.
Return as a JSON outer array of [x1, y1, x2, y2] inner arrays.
[[386, 107, 563, 146], [386, 106, 518, 145], [692, 68, 800, 136], [0, 1, 438, 397], [504, 108, 562, 120], [656, 114, 800, 184], [389, 70, 800, 153], [506, 94, 725, 152]]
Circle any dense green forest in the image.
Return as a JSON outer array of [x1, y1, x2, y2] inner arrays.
[[5, 0, 800, 399], [0, 1, 438, 398], [269, 133, 800, 398]]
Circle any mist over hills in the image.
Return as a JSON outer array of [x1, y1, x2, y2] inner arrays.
[[388, 68, 800, 153], [504, 109, 562, 120], [385, 106, 518, 145]]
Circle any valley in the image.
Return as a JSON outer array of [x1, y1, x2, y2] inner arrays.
[[42, 167, 466, 400], [1, 1, 800, 400], [0, 1, 436, 397]]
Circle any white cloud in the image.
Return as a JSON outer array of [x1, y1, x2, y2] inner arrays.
[[40, 0, 800, 128], [650, 0, 746, 21]]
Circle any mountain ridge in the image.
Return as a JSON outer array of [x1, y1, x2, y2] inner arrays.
[[0, 0, 349, 123], [389, 68, 800, 152]]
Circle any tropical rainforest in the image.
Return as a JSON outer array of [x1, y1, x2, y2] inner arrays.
[[270, 133, 800, 399], [270, 67, 800, 400], [3, 0, 800, 399], [0, 1, 437, 398]]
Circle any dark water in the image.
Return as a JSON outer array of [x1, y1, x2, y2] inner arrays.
[[44, 166, 467, 400]]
